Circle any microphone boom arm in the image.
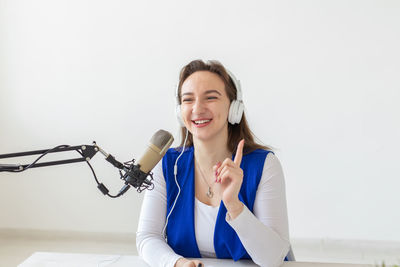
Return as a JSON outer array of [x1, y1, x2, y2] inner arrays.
[[0, 142, 153, 197], [0, 144, 99, 171]]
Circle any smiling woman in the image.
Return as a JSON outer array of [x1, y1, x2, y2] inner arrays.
[[175, 60, 269, 154], [136, 60, 294, 267]]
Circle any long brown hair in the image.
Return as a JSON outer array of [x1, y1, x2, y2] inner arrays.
[[176, 59, 271, 154]]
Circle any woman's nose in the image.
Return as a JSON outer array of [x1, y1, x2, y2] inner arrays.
[[192, 99, 205, 114]]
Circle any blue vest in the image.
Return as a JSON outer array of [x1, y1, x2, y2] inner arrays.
[[162, 146, 282, 261]]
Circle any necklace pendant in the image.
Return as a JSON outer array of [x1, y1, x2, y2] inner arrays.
[[206, 187, 214, 198]]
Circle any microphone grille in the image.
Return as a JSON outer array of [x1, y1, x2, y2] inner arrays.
[[150, 130, 174, 149]]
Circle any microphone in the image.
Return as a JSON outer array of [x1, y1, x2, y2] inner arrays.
[[0, 130, 174, 198], [121, 129, 174, 193]]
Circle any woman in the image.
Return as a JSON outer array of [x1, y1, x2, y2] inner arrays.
[[136, 60, 292, 267]]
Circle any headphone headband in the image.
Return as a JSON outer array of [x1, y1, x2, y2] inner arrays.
[[225, 69, 242, 102]]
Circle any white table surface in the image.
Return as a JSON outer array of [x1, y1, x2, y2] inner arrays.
[[18, 252, 373, 267]]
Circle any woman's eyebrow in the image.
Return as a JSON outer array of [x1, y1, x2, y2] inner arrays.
[[182, 90, 222, 97], [204, 90, 222, 95], [181, 92, 194, 97]]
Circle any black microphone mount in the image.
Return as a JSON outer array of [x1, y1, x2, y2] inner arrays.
[[0, 142, 154, 198]]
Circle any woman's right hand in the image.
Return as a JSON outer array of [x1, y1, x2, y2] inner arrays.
[[175, 257, 203, 267]]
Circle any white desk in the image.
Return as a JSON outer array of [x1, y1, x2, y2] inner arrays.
[[18, 252, 257, 267], [18, 252, 372, 267]]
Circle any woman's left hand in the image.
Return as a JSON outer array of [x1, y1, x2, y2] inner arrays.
[[214, 139, 245, 218]]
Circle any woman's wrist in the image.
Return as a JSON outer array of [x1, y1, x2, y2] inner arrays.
[[174, 257, 189, 267], [225, 200, 244, 220]]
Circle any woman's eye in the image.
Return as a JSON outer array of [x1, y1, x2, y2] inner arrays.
[[182, 98, 193, 102], [207, 96, 218, 100]]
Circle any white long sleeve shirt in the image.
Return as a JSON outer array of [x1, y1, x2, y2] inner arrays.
[[136, 152, 290, 267]]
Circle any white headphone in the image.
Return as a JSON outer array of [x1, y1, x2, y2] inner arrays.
[[175, 65, 244, 126]]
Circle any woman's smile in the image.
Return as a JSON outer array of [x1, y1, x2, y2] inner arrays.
[[192, 118, 212, 127]]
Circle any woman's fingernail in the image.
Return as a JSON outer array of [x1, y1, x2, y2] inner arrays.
[[198, 263, 203, 267]]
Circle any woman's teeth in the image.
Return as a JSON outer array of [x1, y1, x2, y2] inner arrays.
[[194, 119, 211, 124]]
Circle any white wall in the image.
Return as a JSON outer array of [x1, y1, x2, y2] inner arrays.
[[1, 0, 399, 242]]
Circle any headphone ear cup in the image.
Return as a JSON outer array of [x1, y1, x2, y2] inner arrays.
[[176, 104, 185, 126], [228, 100, 244, 124]]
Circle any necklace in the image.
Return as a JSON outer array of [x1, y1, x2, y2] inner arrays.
[[195, 158, 214, 198]]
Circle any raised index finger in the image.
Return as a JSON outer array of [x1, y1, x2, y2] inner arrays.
[[234, 139, 245, 166]]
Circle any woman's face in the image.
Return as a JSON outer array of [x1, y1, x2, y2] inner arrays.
[[180, 71, 231, 142]]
